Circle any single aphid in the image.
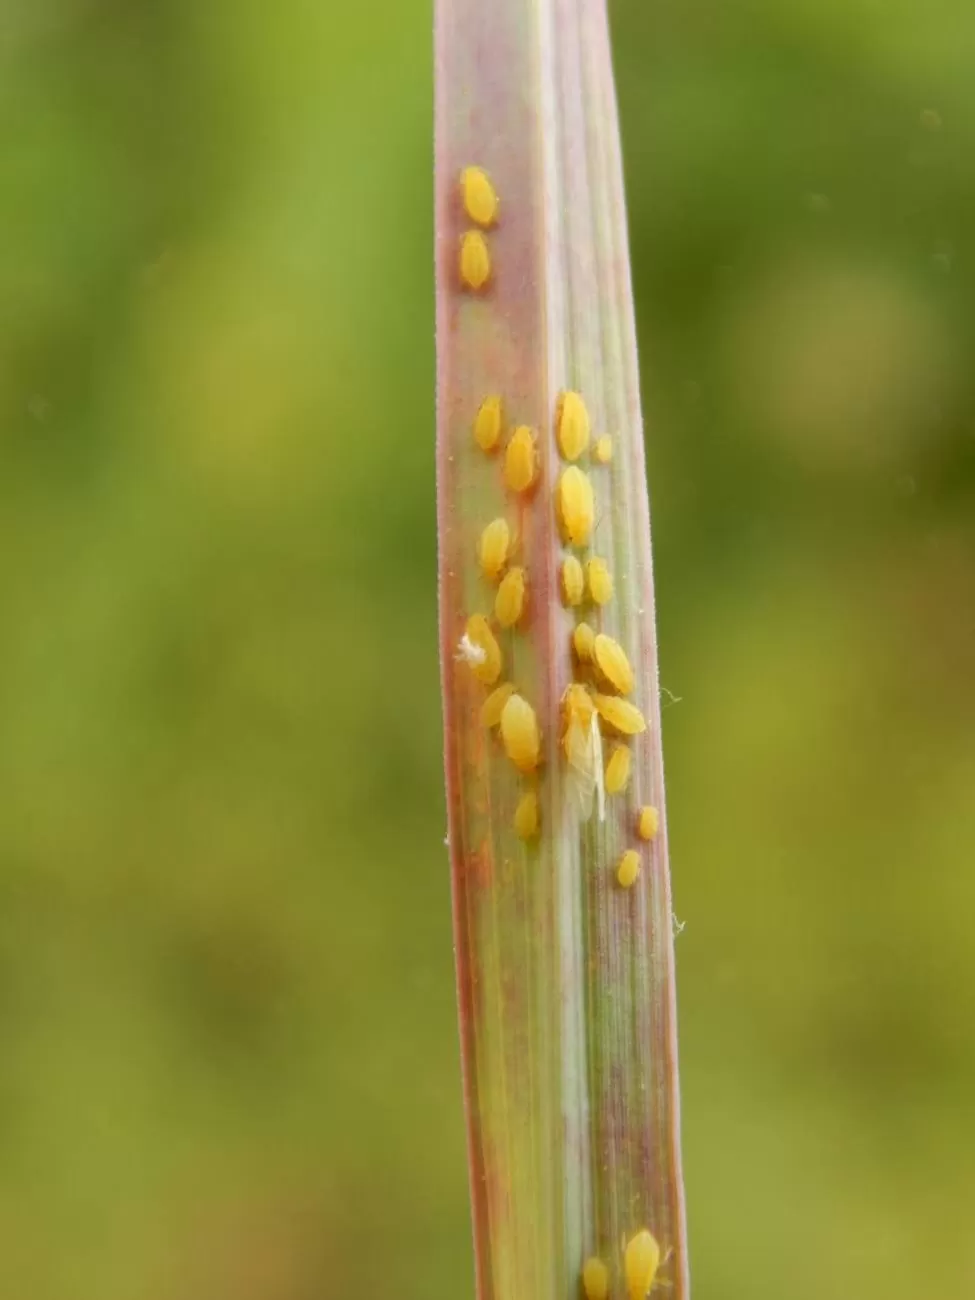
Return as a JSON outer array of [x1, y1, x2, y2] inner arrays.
[[495, 566, 526, 628], [462, 614, 502, 685], [637, 805, 660, 842], [605, 744, 631, 795], [562, 684, 604, 820], [557, 465, 595, 545], [594, 694, 647, 735], [504, 425, 537, 494], [593, 633, 634, 695], [459, 229, 491, 291], [555, 390, 590, 461], [479, 681, 516, 728], [561, 555, 585, 607], [581, 1256, 610, 1300], [593, 434, 613, 464], [572, 620, 596, 663], [500, 693, 540, 772], [624, 1229, 661, 1300], [460, 165, 499, 227], [587, 557, 614, 606], [478, 517, 510, 582], [473, 395, 503, 453], [617, 849, 640, 889], [513, 789, 539, 840]]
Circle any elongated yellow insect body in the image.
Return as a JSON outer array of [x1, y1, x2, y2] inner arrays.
[[593, 434, 613, 464], [495, 566, 526, 628], [586, 557, 614, 606], [594, 694, 646, 735], [478, 517, 510, 582], [464, 614, 502, 685], [513, 789, 539, 840], [582, 1256, 610, 1300], [605, 744, 632, 794], [500, 693, 540, 772], [460, 165, 499, 227], [503, 425, 537, 494], [561, 555, 585, 607], [624, 1229, 661, 1299], [593, 633, 634, 695], [572, 620, 596, 663], [473, 395, 504, 452], [557, 466, 595, 545], [562, 682, 595, 731], [637, 805, 660, 841], [460, 229, 491, 290], [556, 390, 590, 461], [618, 849, 640, 889], [479, 682, 516, 728]]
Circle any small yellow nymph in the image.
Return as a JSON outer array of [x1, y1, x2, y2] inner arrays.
[[605, 744, 631, 795], [624, 1229, 661, 1300], [478, 517, 510, 582], [561, 555, 585, 607], [586, 557, 613, 606], [473, 395, 503, 453], [460, 229, 491, 291], [479, 681, 516, 728], [593, 633, 634, 695], [593, 434, 613, 464], [461, 614, 502, 685], [572, 620, 596, 663], [555, 390, 591, 461], [562, 684, 603, 820], [557, 466, 595, 546], [503, 425, 537, 494], [617, 849, 640, 889], [460, 165, 499, 227], [513, 789, 539, 840], [581, 1256, 610, 1300], [495, 566, 526, 628], [594, 694, 647, 735], [637, 805, 660, 841], [500, 693, 541, 772]]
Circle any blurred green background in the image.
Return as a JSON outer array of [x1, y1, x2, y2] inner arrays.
[[1, 1, 973, 1297]]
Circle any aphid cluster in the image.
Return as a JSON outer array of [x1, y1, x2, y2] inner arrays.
[[581, 1228, 665, 1300], [455, 168, 661, 871], [458, 165, 499, 291]]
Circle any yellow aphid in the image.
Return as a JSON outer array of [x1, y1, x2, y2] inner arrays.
[[460, 165, 499, 227], [500, 694, 540, 772], [463, 614, 502, 685], [605, 744, 631, 795], [581, 1256, 610, 1300], [556, 390, 590, 461], [637, 805, 660, 841], [513, 790, 539, 840], [473, 395, 503, 453], [495, 566, 526, 628], [587, 557, 613, 606], [562, 683, 595, 731], [479, 517, 510, 582], [594, 694, 646, 735], [593, 434, 613, 464], [618, 849, 640, 889], [503, 425, 537, 494], [480, 682, 516, 728], [561, 555, 585, 607], [593, 633, 634, 695], [572, 620, 596, 663], [460, 229, 491, 291], [557, 466, 595, 546], [624, 1229, 661, 1300]]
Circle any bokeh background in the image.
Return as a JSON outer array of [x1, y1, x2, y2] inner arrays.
[[1, 1, 973, 1297]]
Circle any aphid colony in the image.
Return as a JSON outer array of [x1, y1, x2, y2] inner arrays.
[[454, 168, 668, 1299]]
